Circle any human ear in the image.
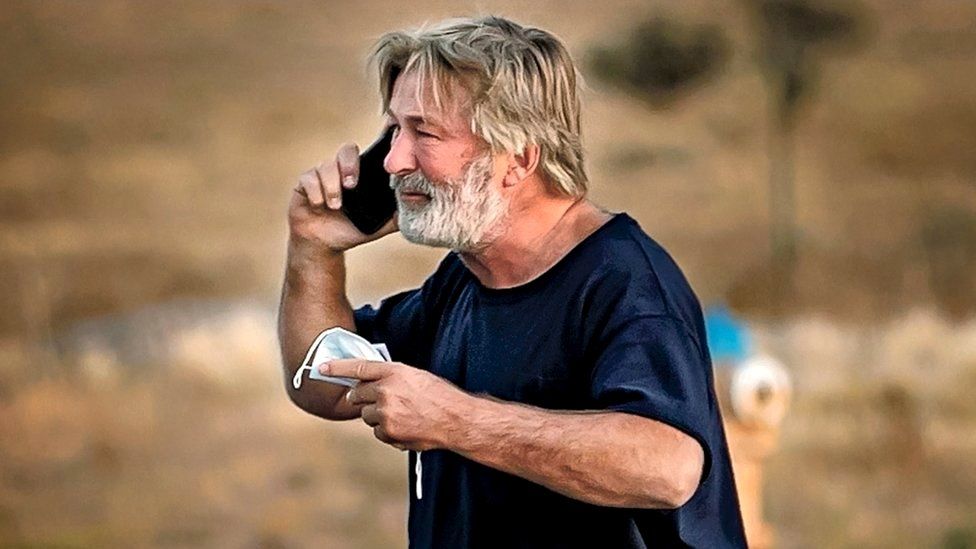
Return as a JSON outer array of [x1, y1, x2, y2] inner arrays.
[[503, 144, 541, 188]]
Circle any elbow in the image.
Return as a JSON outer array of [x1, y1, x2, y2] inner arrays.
[[280, 354, 336, 419], [285, 383, 320, 416], [285, 383, 311, 411], [664, 474, 699, 509], [283, 376, 356, 421], [629, 436, 705, 510], [607, 417, 708, 510], [283, 374, 325, 416], [663, 438, 706, 509]]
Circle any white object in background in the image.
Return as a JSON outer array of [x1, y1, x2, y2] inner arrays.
[[730, 355, 792, 429]]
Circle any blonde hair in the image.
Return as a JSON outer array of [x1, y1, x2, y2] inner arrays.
[[370, 16, 588, 197]]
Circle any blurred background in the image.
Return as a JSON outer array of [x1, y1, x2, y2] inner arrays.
[[1, 0, 975, 547]]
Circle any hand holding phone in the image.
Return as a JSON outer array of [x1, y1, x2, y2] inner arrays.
[[341, 126, 397, 235]]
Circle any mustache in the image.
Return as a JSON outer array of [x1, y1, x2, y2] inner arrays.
[[390, 172, 435, 195]]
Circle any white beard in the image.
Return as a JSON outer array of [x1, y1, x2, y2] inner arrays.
[[390, 154, 509, 252]]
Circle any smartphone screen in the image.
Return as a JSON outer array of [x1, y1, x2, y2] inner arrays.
[[341, 126, 397, 235]]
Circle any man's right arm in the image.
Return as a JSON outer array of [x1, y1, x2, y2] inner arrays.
[[278, 141, 396, 420], [278, 243, 361, 420]]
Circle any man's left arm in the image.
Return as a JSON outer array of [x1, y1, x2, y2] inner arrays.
[[321, 359, 705, 510]]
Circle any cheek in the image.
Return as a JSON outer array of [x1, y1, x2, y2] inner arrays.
[[414, 147, 467, 182]]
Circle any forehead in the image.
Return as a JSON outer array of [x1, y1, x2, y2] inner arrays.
[[388, 69, 473, 133]]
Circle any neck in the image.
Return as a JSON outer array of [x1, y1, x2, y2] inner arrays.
[[458, 194, 611, 289]]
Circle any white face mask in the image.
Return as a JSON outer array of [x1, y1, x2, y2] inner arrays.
[[390, 153, 509, 252]]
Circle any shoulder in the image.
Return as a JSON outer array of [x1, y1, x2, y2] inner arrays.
[[567, 213, 708, 355], [580, 214, 701, 317]]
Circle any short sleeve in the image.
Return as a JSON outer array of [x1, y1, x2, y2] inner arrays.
[[352, 253, 463, 368], [590, 314, 716, 486], [353, 288, 428, 365]]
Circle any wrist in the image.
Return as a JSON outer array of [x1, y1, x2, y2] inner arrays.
[[431, 387, 482, 451], [437, 390, 504, 454], [284, 239, 347, 294], [287, 237, 343, 264]]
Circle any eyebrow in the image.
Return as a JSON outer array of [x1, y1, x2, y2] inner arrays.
[[385, 108, 446, 130]]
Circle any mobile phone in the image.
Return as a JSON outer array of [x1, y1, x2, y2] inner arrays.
[[341, 126, 397, 235]]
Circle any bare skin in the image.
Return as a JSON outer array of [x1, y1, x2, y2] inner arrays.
[[278, 69, 705, 509]]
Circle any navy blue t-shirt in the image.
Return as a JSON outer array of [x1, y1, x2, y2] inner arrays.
[[354, 213, 746, 548]]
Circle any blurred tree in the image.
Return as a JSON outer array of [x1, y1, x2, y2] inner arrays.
[[920, 208, 976, 321], [743, 0, 867, 280], [587, 17, 730, 108], [942, 526, 976, 549]]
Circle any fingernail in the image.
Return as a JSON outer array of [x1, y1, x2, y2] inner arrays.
[[318, 362, 330, 374], [327, 197, 341, 209], [343, 176, 356, 188]]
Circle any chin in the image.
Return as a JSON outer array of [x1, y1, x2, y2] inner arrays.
[[398, 216, 452, 249], [396, 209, 501, 253], [399, 224, 478, 252]]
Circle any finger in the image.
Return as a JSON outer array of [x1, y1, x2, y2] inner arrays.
[[361, 404, 381, 427], [295, 170, 325, 209], [346, 381, 380, 405], [373, 425, 396, 444], [320, 358, 391, 381], [314, 165, 341, 210], [336, 142, 360, 189]]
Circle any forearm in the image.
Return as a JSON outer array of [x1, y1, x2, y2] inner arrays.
[[445, 395, 703, 509], [277, 240, 359, 419]]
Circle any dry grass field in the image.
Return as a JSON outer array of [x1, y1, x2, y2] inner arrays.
[[1, 0, 975, 547]]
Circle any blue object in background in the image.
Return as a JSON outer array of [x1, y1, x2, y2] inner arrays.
[[704, 304, 752, 365]]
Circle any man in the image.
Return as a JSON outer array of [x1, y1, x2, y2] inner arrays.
[[278, 16, 747, 548]]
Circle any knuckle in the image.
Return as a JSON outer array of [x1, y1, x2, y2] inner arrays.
[[338, 142, 360, 161], [297, 179, 320, 199], [376, 426, 394, 443], [296, 175, 314, 191], [314, 166, 335, 185], [364, 411, 378, 426]]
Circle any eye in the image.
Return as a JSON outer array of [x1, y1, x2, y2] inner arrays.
[[416, 129, 439, 139]]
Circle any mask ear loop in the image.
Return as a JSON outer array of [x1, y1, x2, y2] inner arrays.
[[415, 451, 423, 500], [292, 330, 332, 390]]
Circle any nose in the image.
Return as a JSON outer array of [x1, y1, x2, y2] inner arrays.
[[384, 129, 417, 176]]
